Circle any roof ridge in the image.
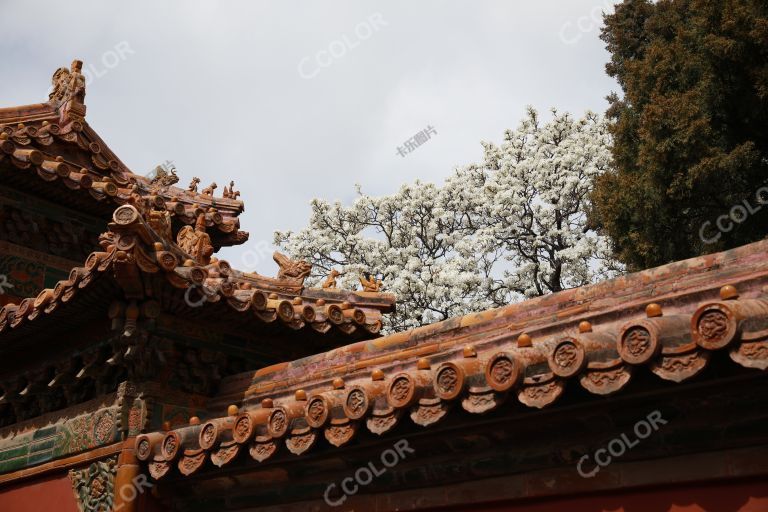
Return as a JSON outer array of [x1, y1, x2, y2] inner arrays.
[[0, 60, 249, 247], [0, 204, 395, 339], [135, 239, 768, 477], [226, 238, 768, 399]]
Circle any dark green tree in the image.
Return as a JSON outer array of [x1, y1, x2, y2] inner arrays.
[[590, 0, 768, 270]]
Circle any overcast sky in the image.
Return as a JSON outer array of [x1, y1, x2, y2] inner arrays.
[[0, 0, 619, 274]]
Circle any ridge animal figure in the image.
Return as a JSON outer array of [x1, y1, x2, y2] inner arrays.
[[177, 213, 214, 265], [322, 269, 341, 289], [201, 182, 217, 197], [150, 164, 179, 188], [222, 181, 241, 199], [273, 251, 312, 284], [359, 273, 382, 292], [187, 177, 200, 193]]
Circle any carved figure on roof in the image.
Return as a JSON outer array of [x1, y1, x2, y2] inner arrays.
[[202, 182, 217, 197], [360, 273, 382, 292], [48, 60, 87, 122], [188, 177, 200, 193], [273, 251, 312, 284], [49, 67, 71, 104], [48, 59, 87, 123], [223, 181, 240, 199], [322, 269, 341, 289], [67, 60, 86, 104], [127, 185, 150, 213], [150, 164, 179, 188], [177, 214, 214, 265], [147, 207, 173, 241]]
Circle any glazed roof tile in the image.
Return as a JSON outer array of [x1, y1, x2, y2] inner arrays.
[[0, 61, 247, 247], [135, 239, 768, 479], [0, 204, 395, 343]]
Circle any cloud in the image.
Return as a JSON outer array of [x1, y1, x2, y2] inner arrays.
[[0, 0, 620, 274]]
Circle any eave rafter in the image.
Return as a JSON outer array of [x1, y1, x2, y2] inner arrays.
[[131, 240, 768, 480], [138, 286, 768, 479], [0, 201, 396, 424], [0, 204, 395, 340]]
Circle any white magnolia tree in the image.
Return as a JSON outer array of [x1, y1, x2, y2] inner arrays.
[[275, 108, 622, 331]]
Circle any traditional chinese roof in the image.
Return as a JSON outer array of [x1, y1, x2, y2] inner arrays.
[[0, 61, 397, 437], [0, 204, 394, 345], [0, 203, 395, 430], [0, 60, 247, 249], [134, 238, 768, 480]]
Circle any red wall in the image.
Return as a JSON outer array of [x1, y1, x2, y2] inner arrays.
[[2, 473, 766, 511], [429, 478, 768, 512], [0, 473, 79, 512]]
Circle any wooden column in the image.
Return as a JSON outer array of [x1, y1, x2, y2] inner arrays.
[[113, 438, 142, 512]]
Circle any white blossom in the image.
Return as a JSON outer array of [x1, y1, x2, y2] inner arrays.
[[275, 108, 623, 332]]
